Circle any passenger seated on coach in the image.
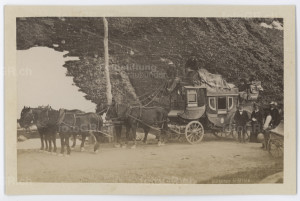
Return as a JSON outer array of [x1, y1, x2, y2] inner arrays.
[[238, 78, 248, 92]]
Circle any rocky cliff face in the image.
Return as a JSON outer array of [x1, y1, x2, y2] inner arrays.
[[17, 17, 283, 107]]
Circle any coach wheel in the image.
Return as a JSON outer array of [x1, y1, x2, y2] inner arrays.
[[268, 138, 284, 158], [185, 121, 204, 144]]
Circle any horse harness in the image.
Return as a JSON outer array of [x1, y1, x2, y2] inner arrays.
[[125, 105, 166, 131], [60, 112, 77, 129], [34, 107, 52, 128], [60, 110, 102, 131]]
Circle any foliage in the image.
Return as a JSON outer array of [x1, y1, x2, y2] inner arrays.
[[17, 17, 283, 107]]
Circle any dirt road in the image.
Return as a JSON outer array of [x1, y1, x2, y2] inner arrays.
[[17, 136, 283, 184]]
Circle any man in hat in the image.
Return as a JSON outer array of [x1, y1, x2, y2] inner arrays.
[[234, 105, 249, 143], [270, 101, 280, 128]]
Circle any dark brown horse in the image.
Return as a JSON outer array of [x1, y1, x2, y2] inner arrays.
[[19, 106, 53, 151], [58, 109, 103, 154], [105, 103, 131, 148], [36, 107, 60, 153], [106, 103, 168, 148], [58, 109, 83, 152]]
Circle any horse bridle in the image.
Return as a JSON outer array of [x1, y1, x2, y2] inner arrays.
[[24, 109, 35, 125]]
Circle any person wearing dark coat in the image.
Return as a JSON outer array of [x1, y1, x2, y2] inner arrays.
[[234, 105, 249, 143], [250, 104, 263, 143], [238, 79, 248, 92], [270, 102, 280, 128]]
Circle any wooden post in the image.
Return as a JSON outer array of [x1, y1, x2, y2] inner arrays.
[[103, 17, 113, 142]]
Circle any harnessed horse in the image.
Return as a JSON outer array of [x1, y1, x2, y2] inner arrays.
[[106, 103, 168, 148], [58, 109, 103, 154], [19, 106, 55, 152], [36, 107, 60, 153]]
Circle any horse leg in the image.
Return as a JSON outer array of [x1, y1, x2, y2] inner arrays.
[[159, 121, 167, 145], [125, 124, 131, 145], [131, 124, 137, 149], [65, 134, 71, 155], [157, 132, 162, 146], [71, 133, 76, 148], [159, 128, 166, 146], [143, 126, 150, 144], [60, 133, 65, 155], [114, 125, 122, 148], [93, 132, 100, 153], [80, 133, 86, 151], [40, 132, 44, 150], [48, 134, 52, 153], [157, 125, 163, 146], [53, 133, 57, 153], [120, 124, 130, 148], [44, 134, 49, 152]]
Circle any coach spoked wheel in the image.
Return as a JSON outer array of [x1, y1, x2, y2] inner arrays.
[[185, 121, 204, 144]]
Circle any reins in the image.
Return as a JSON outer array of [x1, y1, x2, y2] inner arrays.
[[126, 105, 167, 131], [96, 107, 109, 115], [126, 113, 166, 131]]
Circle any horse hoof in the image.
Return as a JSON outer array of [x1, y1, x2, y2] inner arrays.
[[58, 153, 63, 157], [51, 152, 56, 155], [131, 145, 136, 149], [94, 150, 99, 154], [80, 148, 85, 152], [114, 144, 121, 148], [122, 145, 127, 149], [158, 142, 162, 146], [70, 147, 74, 150], [65, 154, 70, 157]]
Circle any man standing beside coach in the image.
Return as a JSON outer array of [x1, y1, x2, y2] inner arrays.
[[234, 105, 249, 143]]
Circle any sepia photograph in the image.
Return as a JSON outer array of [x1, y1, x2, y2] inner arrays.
[[4, 5, 296, 195]]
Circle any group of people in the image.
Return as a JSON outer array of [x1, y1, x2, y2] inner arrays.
[[233, 101, 281, 144]]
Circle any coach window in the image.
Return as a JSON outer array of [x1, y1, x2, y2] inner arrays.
[[208, 97, 216, 111], [187, 89, 197, 107], [218, 97, 227, 110], [228, 97, 234, 110]]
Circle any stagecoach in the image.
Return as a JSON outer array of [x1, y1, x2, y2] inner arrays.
[[166, 69, 261, 144], [167, 84, 238, 144]]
